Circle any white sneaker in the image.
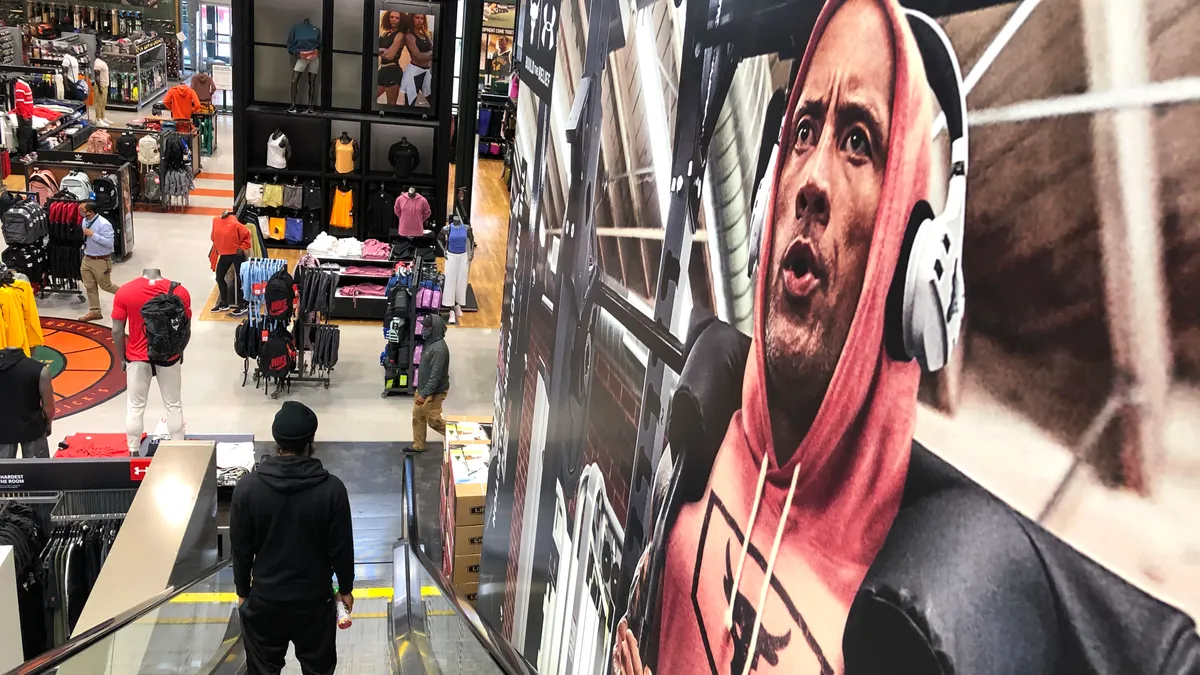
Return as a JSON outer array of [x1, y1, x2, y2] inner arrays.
[[447, 310, 457, 325], [95, 118, 109, 127]]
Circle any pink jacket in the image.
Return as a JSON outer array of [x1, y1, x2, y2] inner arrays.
[[394, 193, 431, 237]]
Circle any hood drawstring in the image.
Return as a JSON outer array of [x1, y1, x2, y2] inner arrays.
[[725, 459, 802, 675], [724, 452, 769, 630]]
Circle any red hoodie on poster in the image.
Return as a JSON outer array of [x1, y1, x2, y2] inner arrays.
[[650, 0, 931, 671]]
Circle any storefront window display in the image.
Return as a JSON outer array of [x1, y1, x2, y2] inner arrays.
[[374, 1, 439, 110]]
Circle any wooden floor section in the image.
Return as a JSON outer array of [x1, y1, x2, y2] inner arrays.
[[455, 159, 509, 329]]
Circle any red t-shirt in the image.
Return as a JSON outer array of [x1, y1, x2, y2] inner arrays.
[[112, 277, 192, 362]]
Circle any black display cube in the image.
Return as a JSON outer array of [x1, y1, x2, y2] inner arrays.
[[231, 0, 455, 246]]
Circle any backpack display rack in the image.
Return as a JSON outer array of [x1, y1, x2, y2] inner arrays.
[[24, 152, 138, 262], [235, 256, 289, 397], [0, 190, 51, 291], [380, 253, 441, 398], [40, 194, 88, 301], [83, 125, 202, 212]]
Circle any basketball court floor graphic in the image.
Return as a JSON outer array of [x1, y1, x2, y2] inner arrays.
[[32, 318, 125, 418]]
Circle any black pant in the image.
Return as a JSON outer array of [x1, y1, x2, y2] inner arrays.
[[215, 251, 247, 308], [239, 595, 337, 675]]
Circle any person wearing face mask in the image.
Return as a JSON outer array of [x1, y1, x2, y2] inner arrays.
[[231, 402, 355, 675], [410, 314, 450, 452], [610, 0, 1200, 673], [78, 201, 120, 322]]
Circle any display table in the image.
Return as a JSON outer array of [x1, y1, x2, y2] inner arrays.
[[439, 415, 493, 603]]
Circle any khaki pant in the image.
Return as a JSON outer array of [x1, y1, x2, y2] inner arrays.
[[94, 82, 107, 120], [412, 391, 447, 450], [81, 255, 119, 312]]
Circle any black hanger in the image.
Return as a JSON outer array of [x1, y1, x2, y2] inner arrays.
[[221, 209, 234, 218], [303, 17, 311, 23]]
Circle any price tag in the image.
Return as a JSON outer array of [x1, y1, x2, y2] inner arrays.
[[252, 281, 266, 296]]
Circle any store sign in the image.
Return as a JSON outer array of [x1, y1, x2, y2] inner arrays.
[[212, 64, 232, 91], [130, 457, 152, 481], [519, 0, 561, 101]]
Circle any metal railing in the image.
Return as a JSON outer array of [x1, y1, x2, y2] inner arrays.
[[393, 454, 535, 675], [2, 558, 232, 675]]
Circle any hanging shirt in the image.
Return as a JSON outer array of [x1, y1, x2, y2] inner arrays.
[[332, 139, 356, 174], [0, 280, 44, 356], [394, 192, 431, 237], [161, 84, 201, 120], [268, 217, 286, 240], [0, 347, 47, 444], [367, 189, 398, 239], [262, 184, 284, 207], [111, 277, 193, 363], [330, 188, 354, 231]]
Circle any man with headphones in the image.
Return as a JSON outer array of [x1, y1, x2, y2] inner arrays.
[[610, 0, 1198, 673]]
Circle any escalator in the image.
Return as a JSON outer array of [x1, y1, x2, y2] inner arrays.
[[5, 455, 530, 675]]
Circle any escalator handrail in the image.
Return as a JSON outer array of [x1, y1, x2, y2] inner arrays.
[[4, 558, 233, 675], [402, 455, 535, 675]]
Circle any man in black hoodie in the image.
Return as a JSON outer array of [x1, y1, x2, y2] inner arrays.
[[231, 402, 355, 675], [411, 314, 450, 452]]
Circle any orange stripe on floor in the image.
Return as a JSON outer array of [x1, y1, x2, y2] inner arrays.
[[190, 188, 235, 198], [197, 172, 234, 180], [134, 205, 227, 216]]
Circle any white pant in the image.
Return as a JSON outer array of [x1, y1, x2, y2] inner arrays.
[[443, 251, 469, 307], [401, 64, 432, 102], [126, 361, 184, 454]]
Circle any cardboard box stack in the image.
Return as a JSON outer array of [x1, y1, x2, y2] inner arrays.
[[440, 415, 493, 605]]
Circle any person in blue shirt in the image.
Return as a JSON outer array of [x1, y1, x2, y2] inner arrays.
[[79, 201, 120, 322]]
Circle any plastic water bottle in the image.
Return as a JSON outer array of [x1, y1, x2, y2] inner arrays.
[[336, 598, 352, 630]]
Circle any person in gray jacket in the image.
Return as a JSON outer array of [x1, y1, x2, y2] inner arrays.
[[411, 314, 450, 452]]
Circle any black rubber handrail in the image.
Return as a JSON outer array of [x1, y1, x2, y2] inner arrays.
[[3, 558, 233, 675], [402, 454, 535, 675]]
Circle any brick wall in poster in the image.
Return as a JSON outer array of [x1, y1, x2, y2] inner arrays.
[[497, 303, 646, 642]]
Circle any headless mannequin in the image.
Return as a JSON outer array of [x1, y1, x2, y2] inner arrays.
[[114, 267, 187, 456], [269, 129, 291, 167], [289, 18, 318, 114], [441, 214, 473, 323], [331, 131, 358, 168]]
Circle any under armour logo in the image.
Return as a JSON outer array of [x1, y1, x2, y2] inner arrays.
[[723, 542, 791, 674]]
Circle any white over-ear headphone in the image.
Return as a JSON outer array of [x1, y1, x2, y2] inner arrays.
[[746, 9, 968, 373]]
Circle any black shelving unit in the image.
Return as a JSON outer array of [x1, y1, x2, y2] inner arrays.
[[231, 0, 457, 250]]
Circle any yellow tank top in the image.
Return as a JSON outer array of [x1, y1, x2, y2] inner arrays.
[[330, 188, 354, 230], [334, 139, 356, 174]]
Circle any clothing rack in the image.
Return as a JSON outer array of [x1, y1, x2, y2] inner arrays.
[[42, 194, 87, 301], [290, 260, 337, 390], [50, 489, 136, 522]]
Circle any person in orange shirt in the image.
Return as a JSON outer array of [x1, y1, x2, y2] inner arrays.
[[162, 83, 202, 120], [211, 213, 252, 315]]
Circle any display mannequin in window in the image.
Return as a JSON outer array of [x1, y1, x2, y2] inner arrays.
[[266, 129, 290, 170], [401, 14, 434, 107], [394, 186, 431, 237], [330, 131, 358, 174], [388, 136, 420, 179], [377, 11, 408, 106], [286, 18, 321, 114], [112, 269, 192, 455], [439, 215, 474, 325]]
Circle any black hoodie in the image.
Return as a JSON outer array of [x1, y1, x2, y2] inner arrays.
[[230, 454, 354, 602]]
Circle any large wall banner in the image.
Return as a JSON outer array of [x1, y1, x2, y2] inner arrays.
[[489, 0, 1200, 673]]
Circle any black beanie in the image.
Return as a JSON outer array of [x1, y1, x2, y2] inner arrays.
[[272, 401, 318, 450]]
